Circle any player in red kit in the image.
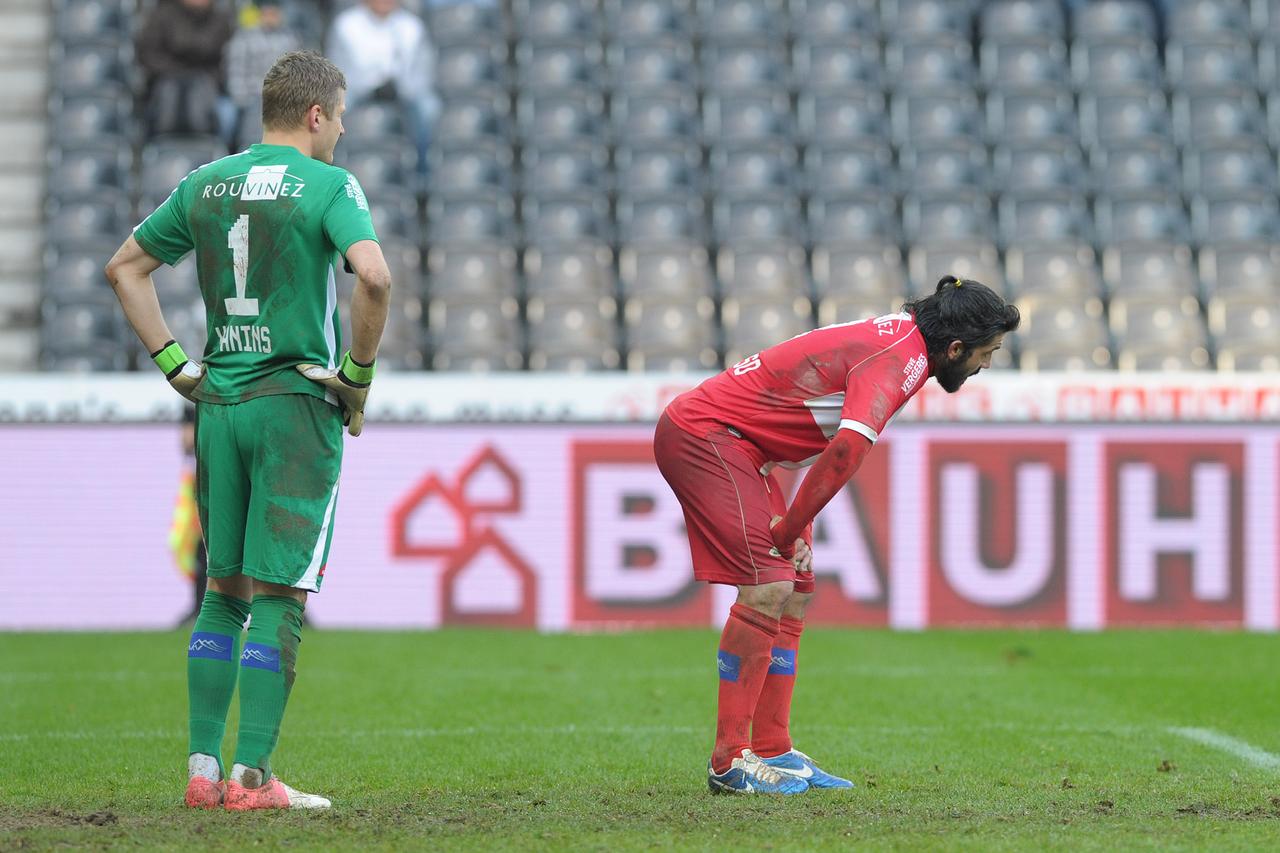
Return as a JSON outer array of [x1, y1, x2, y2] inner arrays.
[[654, 275, 1020, 794]]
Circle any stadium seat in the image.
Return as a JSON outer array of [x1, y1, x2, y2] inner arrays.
[[428, 300, 522, 367], [1005, 242, 1102, 298], [1259, 39, 1280, 87], [516, 40, 604, 92], [1110, 293, 1208, 348], [54, 0, 125, 43], [341, 101, 408, 143], [998, 191, 1092, 245], [607, 39, 697, 93], [702, 91, 793, 143], [611, 91, 700, 141], [892, 89, 983, 145], [435, 95, 512, 144], [980, 37, 1070, 91], [1216, 340, 1280, 371], [617, 194, 708, 245], [882, 0, 972, 38], [1105, 342, 1197, 376], [797, 91, 889, 144], [428, 2, 508, 43], [717, 242, 809, 299], [428, 141, 515, 195], [426, 244, 519, 301], [45, 197, 132, 248], [41, 299, 124, 351], [1102, 242, 1198, 296], [521, 141, 610, 195], [604, 0, 693, 40], [50, 94, 131, 145], [525, 241, 616, 300], [981, 0, 1067, 40], [526, 298, 620, 367], [899, 141, 988, 194], [435, 39, 510, 96], [1208, 293, 1280, 348], [1071, 0, 1158, 42], [1070, 37, 1163, 90], [150, 257, 201, 302], [512, 0, 601, 42], [792, 40, 883, 92], [1168, 0, 1251, 40], [427, 192, 517, 242], [1166, 37, 1256, 90], [807, 192, 900, 244], [1095, 192, 1191, 245], [1191, 192, 1280, 243], [993, 141, 1087, 192], [700, 43, 789, 93], [722, 296, 815, 365], [1183, 140, 1276, 195], [336, 140, 416, 191], [1014, 292, 1109, 347], [517, 91, 606, 142], [811, 243, 907, 301], [708, 142, 797, 195], [816, 294, 905, 325], [986, 89, 1077, 144], [698, 0, 786, 41], [622, 296, 718, 370], [1079, 88, 1170, 149], [792, 0, 880, 42], [615, 142, 703, 195], [44, 242, 122, 301], [521, 193, 614, 244], [1199, 243, 1280, 297], [887, 36, 975, 91], [803, 142, 895, 195], [139, 138, 230, 204], [1173, 88, 1264, 147], [1089, 140, 1180, 194], [907, 241, 1005, 295], [47, 143, 132, 200], [1020, 340, 1114, 371], [618, 243, 715, 299], [50, 40, 128, 95], [902, 190, 994, 243]]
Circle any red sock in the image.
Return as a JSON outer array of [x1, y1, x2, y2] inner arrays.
[[711, 603, 780, 774], [750, 616, 803, 758]]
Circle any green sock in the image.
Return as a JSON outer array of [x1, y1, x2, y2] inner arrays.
[[187, 590, 251, 772], [233, 594, 305, 779]]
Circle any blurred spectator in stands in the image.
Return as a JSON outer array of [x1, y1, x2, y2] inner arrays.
[[136, 0, 235, 138], [326, 0, 439, 172], [226, 0, 300, 146]]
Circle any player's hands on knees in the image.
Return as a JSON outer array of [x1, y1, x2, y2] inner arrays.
[[296, 351, 375, 437], [769, 515, 798, 561], [150, 340, 205, 402]]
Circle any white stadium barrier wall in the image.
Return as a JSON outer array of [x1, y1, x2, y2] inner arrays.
[[1, 374, 1278, 631]]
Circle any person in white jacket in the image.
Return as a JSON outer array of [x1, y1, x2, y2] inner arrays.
[[326, 0, 440, 171]]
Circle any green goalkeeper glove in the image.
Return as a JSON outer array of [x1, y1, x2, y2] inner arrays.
[[296, 352, 375, 437], [150, 340, 205, 402]]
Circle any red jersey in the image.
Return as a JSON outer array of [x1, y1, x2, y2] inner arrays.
[[665, 312, 931, 467]]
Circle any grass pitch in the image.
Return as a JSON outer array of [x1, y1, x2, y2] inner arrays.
[[3, 628, 1280, 851]]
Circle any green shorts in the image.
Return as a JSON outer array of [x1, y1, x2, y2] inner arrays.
[[195, 393, 343, 592]]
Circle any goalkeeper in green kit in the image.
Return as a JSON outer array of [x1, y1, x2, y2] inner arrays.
[[105, 51, 391, 811]]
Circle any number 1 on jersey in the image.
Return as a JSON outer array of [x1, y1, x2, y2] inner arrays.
[[224, 214, 259, 316]]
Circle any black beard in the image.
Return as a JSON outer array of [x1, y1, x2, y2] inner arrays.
[[934, 357, 972, 393]]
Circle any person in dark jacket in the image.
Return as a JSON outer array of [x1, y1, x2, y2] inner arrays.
[[136, 0, 235, 137]]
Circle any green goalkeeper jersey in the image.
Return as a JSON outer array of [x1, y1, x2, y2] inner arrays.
[[133, 143, 378, 405]]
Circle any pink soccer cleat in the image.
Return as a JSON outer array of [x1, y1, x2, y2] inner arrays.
[[184, 775, 226, 809], [224, 774, 331, 810]]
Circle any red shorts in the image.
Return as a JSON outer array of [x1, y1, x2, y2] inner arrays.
[[654, 412, 814, 593]]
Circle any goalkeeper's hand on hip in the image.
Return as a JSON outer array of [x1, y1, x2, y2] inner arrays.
[[150, 340, 205, 402], [296, 352, 375, 437]]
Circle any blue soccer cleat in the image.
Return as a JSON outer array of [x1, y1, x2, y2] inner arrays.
[[708, 749, 810, 795], [760, 749, 855, 789]]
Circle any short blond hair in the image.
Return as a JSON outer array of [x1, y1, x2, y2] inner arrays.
[[261, 50, 346, 131]]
